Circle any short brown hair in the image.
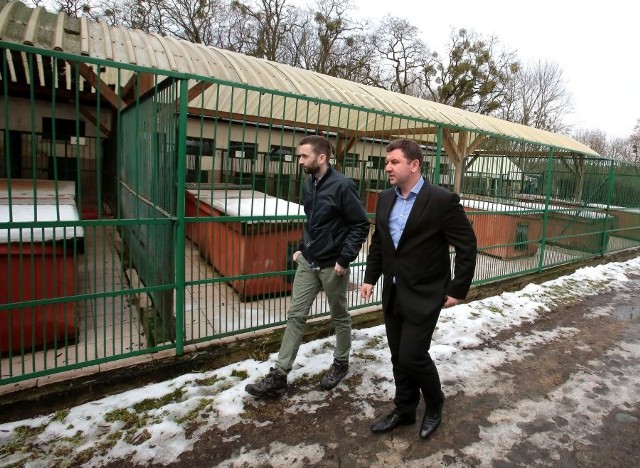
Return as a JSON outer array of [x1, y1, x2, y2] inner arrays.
[[386, 139, 423, 168], [298, 135, 334, 158]]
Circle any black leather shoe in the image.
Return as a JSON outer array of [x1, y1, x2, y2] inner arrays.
[[419, 403, 443, 439], [371, 411, 416, 433]]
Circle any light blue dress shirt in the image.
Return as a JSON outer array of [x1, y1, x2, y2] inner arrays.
[[389, 177, 425, 249]]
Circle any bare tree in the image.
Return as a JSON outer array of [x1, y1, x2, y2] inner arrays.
[[345, 33, 384, 86], [296, 0, 369, 79], [501, 60, 573, 133], [630, 119, 640, 164], [88, 0, 161, 31], [374, 16, 427, 95], [24, 0, 48, 8], [230, 0, 298, 62], [154, 0, 224, 44], [420, 28, 519, 115], [52, 0, 92, 17], [313, 0, 350, 75], [573, 128, 607, 155], [572, 124, 640, 163], [602, 121, 640, 163], [607, 136, 634, 162]]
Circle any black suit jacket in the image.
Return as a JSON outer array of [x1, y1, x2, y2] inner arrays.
[[363, 179, 477, 324]]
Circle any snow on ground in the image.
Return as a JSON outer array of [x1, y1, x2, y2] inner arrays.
[[1, 256, 639, 467]]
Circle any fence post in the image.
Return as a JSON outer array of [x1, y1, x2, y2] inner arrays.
[[538, 147, 555, 272], [174, 78, 189, 356], [600, 159, 616, 255], [434, 126, 442, 184]]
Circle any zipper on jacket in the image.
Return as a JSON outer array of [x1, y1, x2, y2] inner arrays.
[[307, 177, 318, 249]]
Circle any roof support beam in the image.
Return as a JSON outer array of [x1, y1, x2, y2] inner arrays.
[[79, 106, 111, 137], [442, 129, 471, 193], [173, 81, 214, 114], [67, 60, 121, 110], [120, 72, 157, 108], [186, 81, 214, 105], [468, 134, 486, 155], [333, 134, 357, 171]]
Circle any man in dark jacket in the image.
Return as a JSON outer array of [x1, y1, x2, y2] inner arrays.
[[360, 139, 477, 439], [246, 135, 370, 397]]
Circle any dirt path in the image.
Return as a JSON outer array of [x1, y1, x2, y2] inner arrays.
[[148, 275, 640, 468]]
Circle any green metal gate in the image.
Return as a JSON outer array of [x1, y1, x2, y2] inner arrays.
[[119, 78, 179, 347]]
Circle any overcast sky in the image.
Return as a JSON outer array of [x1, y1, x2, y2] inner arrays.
[[353, 0, 639, 140]]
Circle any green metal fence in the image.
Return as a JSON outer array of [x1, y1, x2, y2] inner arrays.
[[2, 43, 640, 385]]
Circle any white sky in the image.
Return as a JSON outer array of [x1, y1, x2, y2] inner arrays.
[[352, 0, 639, 139], [1, 255, 639, 466]]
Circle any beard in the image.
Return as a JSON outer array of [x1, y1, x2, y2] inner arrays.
[[302, 162, 319, 175]]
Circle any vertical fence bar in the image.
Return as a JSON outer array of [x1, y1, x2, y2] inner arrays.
[[434, 126, 443, 184], [601, 159, 616, 255], [174, 78, 188, 355], [538, 147, 555, 272]]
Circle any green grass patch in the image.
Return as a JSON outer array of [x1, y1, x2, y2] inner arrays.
[[177, 398, 212, 425], [231, 369, 248, 379], [0, 423, 49, 457], [364, 335, 384, 349], [51, 409, 70, 423], [124, 428, 152, 445], [104, 408, 144, 430], [195, 374, 224, 386], [132, 388, 184, 412], [352, 351, 378, 362]]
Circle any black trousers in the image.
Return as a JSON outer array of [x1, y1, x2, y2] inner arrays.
[[385, 286, 445, 415]]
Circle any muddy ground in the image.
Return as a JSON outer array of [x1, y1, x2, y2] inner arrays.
[[100, 273, 640, 468]]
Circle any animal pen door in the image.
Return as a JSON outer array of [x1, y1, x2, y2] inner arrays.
[[118, 79, 178, 346]]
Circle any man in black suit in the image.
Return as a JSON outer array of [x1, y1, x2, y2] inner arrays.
[[360, 138, 477, 439]]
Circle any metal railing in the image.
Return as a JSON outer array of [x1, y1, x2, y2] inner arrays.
[[1, 43, 640, 385]]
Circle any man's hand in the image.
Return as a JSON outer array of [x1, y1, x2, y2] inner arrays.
[[292, 250, 302, 262], [334, 263, 348, 276], [443, 295, 461, 308], [360, 283, 374, 299]]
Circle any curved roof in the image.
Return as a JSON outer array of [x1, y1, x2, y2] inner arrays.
[[0, 1, 599, 157]]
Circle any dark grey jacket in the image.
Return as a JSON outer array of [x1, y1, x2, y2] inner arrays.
[[298, 167, 370, 269]]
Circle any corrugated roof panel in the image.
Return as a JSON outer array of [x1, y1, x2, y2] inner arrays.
[[0, 0, 23, 41], [52, 11, 65, 50], [60, 15, 82, 55], [22, 5, 42, 46], [221, 52, 266, 90], [133, 29, 159, 69], [393, 93, 456, 127], [121, 27, 139, 65], [103, 25, 135, 65], [274, 65, 347, 103], [146, 33, 175, 72], [263, 61, 308, 99], [245, 57, 303, 95], [98, 21, 113, 60], [199, 46, 242, 82], [389, 94, 447, 125], [175, 37, 198, 72], [186, 42, 214, 77], [79, 15, 89, 55], [86, 19, 111, 61]]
